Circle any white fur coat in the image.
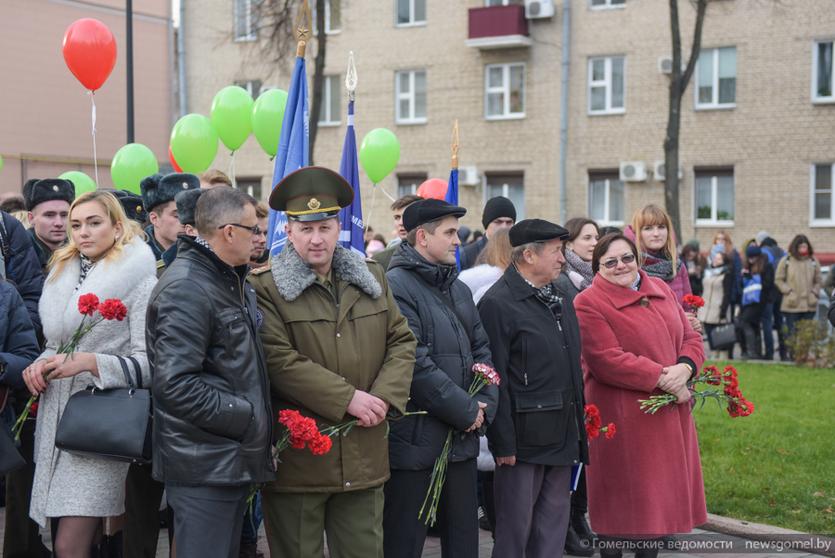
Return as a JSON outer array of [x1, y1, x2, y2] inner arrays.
[[30, 237, 157, 527]]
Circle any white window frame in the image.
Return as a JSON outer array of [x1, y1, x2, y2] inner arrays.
[[397, 173, 426, 197], [312, 0, 341, 35], [318, 75, 341, 127], [395, 70, 427, 125], [694, 47, 736, 110], [810, 163, 835, 226], [590, 0, 626, 10], [395, 0, 427, 27], [588, 175, 625, 226], [233, 0, 257, 42], [485, 174, 526, 219], [812, 40, 835, 104], [484, 63, 526, 120], [587, 56, 626, 115], [694, 171, 735, 227]]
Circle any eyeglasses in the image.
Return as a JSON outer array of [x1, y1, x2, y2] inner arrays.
[[601, 253, 636, 269], [218, 223, 263, 236]]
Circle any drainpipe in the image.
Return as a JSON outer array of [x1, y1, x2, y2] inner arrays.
[[558, 0, 571, 224], [177, 0, 188, 116]]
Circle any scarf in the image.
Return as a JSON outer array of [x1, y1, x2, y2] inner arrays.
[[563, 249, 594, 291], [704, 264, 727, 279], [517, 266, 563, 306], [194, 235, 215, 254], [75, 254, 94, 291], [641, 250, 675, 282]]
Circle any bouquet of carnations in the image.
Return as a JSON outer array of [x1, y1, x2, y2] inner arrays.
[[682, 294, 705, 313], [584, 404, 616, 440], [419, 363, 500, 526], [638, 364, 754, 417], [11, 293, 127, 441]]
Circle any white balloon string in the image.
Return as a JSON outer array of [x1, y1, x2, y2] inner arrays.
[[365, 184, 377, 234], [378, 182, 396, 203], [90, 91, 99, 188], [230, 151, 237, 188]]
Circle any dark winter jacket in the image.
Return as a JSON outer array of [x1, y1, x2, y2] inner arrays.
[[147, 236, 274, 486], [0, 281, 40, 411], [1, 212, 44, 333], [460, 235, 487, 270], [478, 266, 588, 467], [386, 242, 499, 470]]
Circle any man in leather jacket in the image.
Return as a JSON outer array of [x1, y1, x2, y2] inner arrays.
[[146, 187, 273, 557]]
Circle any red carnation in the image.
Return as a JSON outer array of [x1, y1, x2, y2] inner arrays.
[[279, 409, 302, 426], [78, 293, 100, 316], [604, 423, 617, 439], [29, 402, 39, 417], [682, 294, 705, 309], [309, 434, 333, 456], [99, 299, 128, 321], [289, 435, 306, 449]]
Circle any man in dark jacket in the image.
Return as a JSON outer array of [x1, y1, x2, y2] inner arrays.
[[0, 210, 44, 333], [23, 178, 74, 273], [478, 219, 588, 558], [460, 196, 516, 270], [147, 187, 273, 558], [385, 198, 499, 558], [140, 172, 200, 271]]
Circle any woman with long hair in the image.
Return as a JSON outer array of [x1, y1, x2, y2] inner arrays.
[[775, 234, 822, 346], [22, 191, 157, 557], [698, 251, 733, 359], [556, 218, 599, 300], [459, 227, 513, 304]]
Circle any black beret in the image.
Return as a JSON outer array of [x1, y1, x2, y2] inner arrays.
[[508, 219, 569, 248], [112, 190, 148, 224], [482, 196, 516, 229], [175, 188, 203, 226], [23, 179, 75, 211], [141, 172, 200, 212], [403, 199, 467, 233]]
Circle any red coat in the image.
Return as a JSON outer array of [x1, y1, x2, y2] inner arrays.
[[574, 270, 707, 537]]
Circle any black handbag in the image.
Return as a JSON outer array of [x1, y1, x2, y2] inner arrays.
[[55, 356, 152, 464], [710, 323, 737, 351], [0, 424, 26, 474]]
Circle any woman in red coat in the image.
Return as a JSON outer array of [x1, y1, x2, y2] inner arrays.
[[573, 233, 706, 558]]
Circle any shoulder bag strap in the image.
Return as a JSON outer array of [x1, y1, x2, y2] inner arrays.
[[116, 356, 135, 388], [125, 356, 143, 389]]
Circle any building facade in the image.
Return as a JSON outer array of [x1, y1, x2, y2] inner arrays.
[[184, 0, 835, 253], [0, 0, 173, 193]]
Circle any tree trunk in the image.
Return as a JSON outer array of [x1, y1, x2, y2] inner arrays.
[[308, 0, 327, 164], [664, 0, 708, 244]]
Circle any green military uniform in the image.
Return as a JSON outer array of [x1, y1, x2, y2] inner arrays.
[[27, 228, 53, 273], [249, 166, 416, 558]]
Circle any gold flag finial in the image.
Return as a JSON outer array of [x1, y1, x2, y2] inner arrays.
[[295, 0, 312, 57], [451, 119, 460, 169], [346, 51, 358, 102]]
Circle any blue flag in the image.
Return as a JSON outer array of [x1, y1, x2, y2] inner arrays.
[[445, 167, 461, 269], [267, 56, 309, 256], [338, 100, 365, 255]]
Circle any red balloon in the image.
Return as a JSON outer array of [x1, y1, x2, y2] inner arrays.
[[62, 18, 117, 91], [169, 145, 183, 173], [417, 178, 447, 200]]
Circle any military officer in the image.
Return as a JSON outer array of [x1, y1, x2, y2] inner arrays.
[[139, 172, 199, 269], [23, 178, 74, 272], [111, 190, 148, 225], [249, 166, 416, 558]]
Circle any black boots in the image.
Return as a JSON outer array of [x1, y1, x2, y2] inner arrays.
[[564, 510, 595, 556]]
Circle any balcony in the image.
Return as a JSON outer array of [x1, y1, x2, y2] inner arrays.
[[466, 5, 532, 50]]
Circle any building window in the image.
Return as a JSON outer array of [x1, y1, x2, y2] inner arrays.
[[234, 80, 262, 99], [588, 173, 625, 225], [695, 47, 736, 109], [813, 41, 834, 103], [486, 174, 525, 220], [396, 0, 426, 26], [318, 75, 341, 126], [234, 0, 257, 42], [811, 164, 835, 225], [588, 56, 625, 114], [395, 70, 427, 124], [312, 0, 341, 34], [397, 173, 426, 198], [236, 177, 263, 200], [590, 0, 625, 8], [485, 63, 525, 120], [695, 169, 734, 225]]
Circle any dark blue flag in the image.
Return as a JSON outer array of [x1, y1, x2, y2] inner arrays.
[[445, 167, 461, 269], [338, 100, 365, 255]]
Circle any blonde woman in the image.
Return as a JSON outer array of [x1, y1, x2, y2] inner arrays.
[[21, 191, 157, 556]]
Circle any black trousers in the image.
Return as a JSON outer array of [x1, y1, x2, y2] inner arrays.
[[3, 419, 50, 558], [384, 459, 479, 558], [166, 484, 249, 558], [570, 466, 588, 514], [123, 463, 167, 558]]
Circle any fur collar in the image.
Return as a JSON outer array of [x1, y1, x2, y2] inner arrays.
[[40, 237, 156, 343], [271, 244, 382, 302]]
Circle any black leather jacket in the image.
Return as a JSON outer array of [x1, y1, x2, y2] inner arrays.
[[147, 237, 274, 485]]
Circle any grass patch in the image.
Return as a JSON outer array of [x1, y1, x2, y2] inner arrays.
[[694, 362, 835, 533]]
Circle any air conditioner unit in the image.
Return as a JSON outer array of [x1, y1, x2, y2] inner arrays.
[[619, 161, 647, 182], [658, 56, 673, 74], [653, 161, 684, 181], [459, 165, 480, 186], [525, 0, 555, 19]]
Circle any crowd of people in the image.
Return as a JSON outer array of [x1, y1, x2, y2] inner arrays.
[[0, 165, 833, 558]]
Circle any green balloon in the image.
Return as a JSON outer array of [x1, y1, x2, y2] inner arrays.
[[0, 155, 4, 172], [359, 128, 401, 184], [251, 89, 288, 158], [170, 114, 218, 174], [111, 144, 159, 194], [211, 86, 254, 152], [60, 171, 97, 196]]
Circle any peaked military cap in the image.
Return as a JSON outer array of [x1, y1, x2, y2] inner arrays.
[[402, 198, 467, 233], [269, 166, 353, 222], [175, 188, 203, 226], [508, 219, 569, 248], [112, 190, 148, 224], [141, 172, 200, 212], [23, 178, 75, 211]]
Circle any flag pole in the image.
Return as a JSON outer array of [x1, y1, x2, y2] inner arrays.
[[346, 51, 357, 102], [295, 0, 312, 57], [451, 119, 459, 170]]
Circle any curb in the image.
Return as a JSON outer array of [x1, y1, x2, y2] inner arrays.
[[702, 513, 834, 557]]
